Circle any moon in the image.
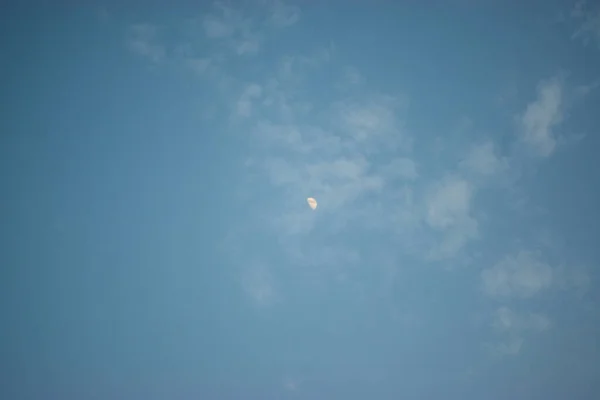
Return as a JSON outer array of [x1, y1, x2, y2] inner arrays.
[[307, 197, 317, 210]]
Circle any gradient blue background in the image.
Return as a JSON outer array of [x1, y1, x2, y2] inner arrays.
[[2, 1, 600, 399]]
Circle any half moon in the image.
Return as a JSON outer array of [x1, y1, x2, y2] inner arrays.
[[307, 197, 317, 210]]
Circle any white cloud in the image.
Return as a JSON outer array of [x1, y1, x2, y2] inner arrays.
[[236, 83, 263, 117], [96, 7, 110, 22], [481, 251, 554, 299], [186, 57, 211, 74], [304, 157, 385, 209], [201, 3, 263, 55], [489, 336, 524, 357], [572, 0, 587, 18], [203, 15, 235, 38], [571, 1, 600, 47], [241, 70, 410, 231], [128, 2, 301, 74], [426, 177, 473, 230], [487, 306, 550, 357], [518, 78, 563, 157], [554, 264, 592, 298], [381, 158, 418, 181], [334, 94, 410, 150], [268, 1, 301, 27], [200, 1, 300, 56], [425, 176, 478, 260], [574, 78, 600, 97], [336, 66, 363, 89], [122, 2, 595, 343], [224, 55, 424, 286], [282, 375, 301, 391], [170, 43, 217, 77], [344, 66, 362, 85], [261, 152, 385, 226], [460, 141, 508, 176], [275, 46, 335, 86], [240, 263, 278, 307], [234, 34, 262, 55], [481, 249, 592, 303], [492, 306, 551, 333], [127, 23, 165, 63], [254, 123, 336, 155]]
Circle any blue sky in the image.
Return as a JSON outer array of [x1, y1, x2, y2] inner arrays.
[[2, 1, 600, 399]]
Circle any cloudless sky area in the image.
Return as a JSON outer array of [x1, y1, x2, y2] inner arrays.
[[2, 1, 600, 399]]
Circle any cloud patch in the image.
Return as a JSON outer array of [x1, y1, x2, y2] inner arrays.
[[571, 0, 600, 48], [487, 306, 551, 357], [200, 1, 300, 56], [127, 23, 165, 63], [481, 251, 554, 299], [425, 176, 478, 260], [240, 263, 278, 308], [518, 78, 563, 157], [481, 250, 591, 301], [236, 83, 263, 117], [268, 0, 301, 27], [118, 1, 599, 381], [460, 141, 508, 177], [333, 94, 411, 151]]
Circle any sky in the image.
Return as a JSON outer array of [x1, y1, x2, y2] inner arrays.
[[1, 1, 600, 399]]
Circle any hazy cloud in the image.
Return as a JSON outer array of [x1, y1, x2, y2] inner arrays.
[[481, 251, 554, 299], [460, 141, 508, 176], [121, 4, 596, 371], [518, 78, 563, 157], [488, 306, 550, 357], [571, 0, 600, 48], [203, 15, 236, 38], [425, 176, 478, 260], [237, 83, 263, 117], [127, 23, 165, 63], [381, 158, 418, 181], [240, 263, 278, 307], [492, 306, 551, 333], [269, 0, 301, 27]]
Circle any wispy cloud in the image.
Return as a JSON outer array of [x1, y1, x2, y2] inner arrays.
[[236, 75, 577, 268], [381, 158, 418, 181], [426, 177, 474, 230], [240, 262, 278, 308], [460, 141, 509, 177], [481, 251, 554, 299], [218, 46, 426, 299], [425, 176, 478, 260], [342, 66, 363, 86], [236, 83, 263, 117], [200, 1, 299, 56], [203, 15, 236, 38], [487, 306, 550, 357], [492, 306, 551, 333], [571, 0, 600, 48], [268, 0, 301, 27], [481, 250, 590, 299], [127, 23, 165, 63], [480, 244, 590, 356], [253, 91, 409, 229], [126, 1, 301, 73], [424, 75, 570, 261], [231, 66, 589, 308], [517, 78, 563, 157], [333, 94, 411, 151], [121, 4, 595, 357]]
